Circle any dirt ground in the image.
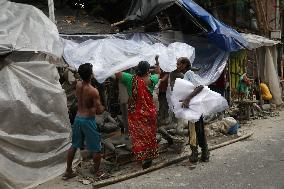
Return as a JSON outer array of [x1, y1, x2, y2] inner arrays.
[[33, 117, 260, 189]]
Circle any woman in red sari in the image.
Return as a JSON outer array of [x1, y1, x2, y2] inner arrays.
[[116, 59, 160, 169]]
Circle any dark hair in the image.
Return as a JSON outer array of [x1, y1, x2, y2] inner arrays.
[[179, 57, 191, 70], [136, 61, 150, 77], [78, 63, 93, 81]]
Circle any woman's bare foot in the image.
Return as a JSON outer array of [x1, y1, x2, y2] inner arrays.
[[142, 159, 152, 169]]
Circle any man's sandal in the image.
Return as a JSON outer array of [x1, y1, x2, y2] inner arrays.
[[62, 171, 77, 180]]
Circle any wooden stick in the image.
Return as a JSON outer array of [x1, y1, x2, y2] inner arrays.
[[111, 20, 126, 27]]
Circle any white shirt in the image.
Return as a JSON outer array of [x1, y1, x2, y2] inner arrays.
[[183, 70, 204, 87]]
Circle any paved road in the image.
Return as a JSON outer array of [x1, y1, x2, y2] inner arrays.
[[104, 112, 284, 189], [34, 111, 284, 189]]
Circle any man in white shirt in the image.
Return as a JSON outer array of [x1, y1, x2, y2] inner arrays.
[[178, 58, 210, 163]]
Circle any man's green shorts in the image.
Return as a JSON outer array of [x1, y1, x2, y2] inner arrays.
[[71, 116, 101, 152]]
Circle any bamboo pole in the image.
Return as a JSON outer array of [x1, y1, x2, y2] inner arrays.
[[228, 59, 231, 106], [48, 0, 56, 23], [111, 20, 126, 27], [253, 0, 269, 36], [92, 133, 253, 188], [254, 49, 263, 106]]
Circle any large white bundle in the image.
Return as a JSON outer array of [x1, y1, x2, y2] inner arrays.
[[63, 38, 195, 83], [0, 60, 70, 189], [0, 0, 62, 57], [171, 78, 228, 122]]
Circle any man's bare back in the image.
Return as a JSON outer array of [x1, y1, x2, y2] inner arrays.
[[64, 63, 105, 180], [76, 81, 104, 117]]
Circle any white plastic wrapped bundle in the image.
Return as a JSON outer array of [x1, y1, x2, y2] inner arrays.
[[63, 38, 195, 83], [0, 0, 63, 57], [171, 78, 229, 122]]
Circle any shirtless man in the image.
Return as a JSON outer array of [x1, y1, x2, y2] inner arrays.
[[63, 63, 104, 179]]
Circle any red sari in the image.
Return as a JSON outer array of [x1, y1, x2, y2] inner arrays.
[[128, 75, 158, 161]]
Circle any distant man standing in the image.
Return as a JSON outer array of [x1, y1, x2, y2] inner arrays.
[[63, 63, 105, 179], [181, 67, 210, 163], [169, 57, 209, 162]]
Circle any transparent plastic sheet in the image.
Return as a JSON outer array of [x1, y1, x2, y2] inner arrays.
[[171, 78, 229, 122], [184, 70, 204, 86], [0, 56, 71, 189], [263, 47, 283, 105], [0, 0, 63, 57], [137, 31, 230, 85], [241, 33, 280, 49], [63, 38, 195, 83], [62, 31, 228, 85]]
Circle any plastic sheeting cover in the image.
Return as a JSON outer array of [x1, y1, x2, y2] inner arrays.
[[63, 38, 195, 83], [140, 31, 229, 85], [263, 47, 283, 105], [180, 0, 248, 52], [126, 0, 176, 22], [62, 32, 229, 85], [171, 78, 228, 122], [241, 33, 281, 49], [0, 0, 63, 57], [0, 59, 71, 189], [124, 0, 248, 52]]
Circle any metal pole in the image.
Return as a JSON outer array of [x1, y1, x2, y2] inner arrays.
[[228, 59, 231, 106], [48, 0, 56, 23]]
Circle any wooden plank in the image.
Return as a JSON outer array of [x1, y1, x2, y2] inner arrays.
[[111, 20, 126, 27]]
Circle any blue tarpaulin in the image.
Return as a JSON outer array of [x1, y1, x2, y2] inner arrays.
[[180, 0, 249, 52], [125, 0, 249, 52]]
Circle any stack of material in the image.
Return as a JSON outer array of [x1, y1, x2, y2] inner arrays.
[[0, 1, 70, 189]]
